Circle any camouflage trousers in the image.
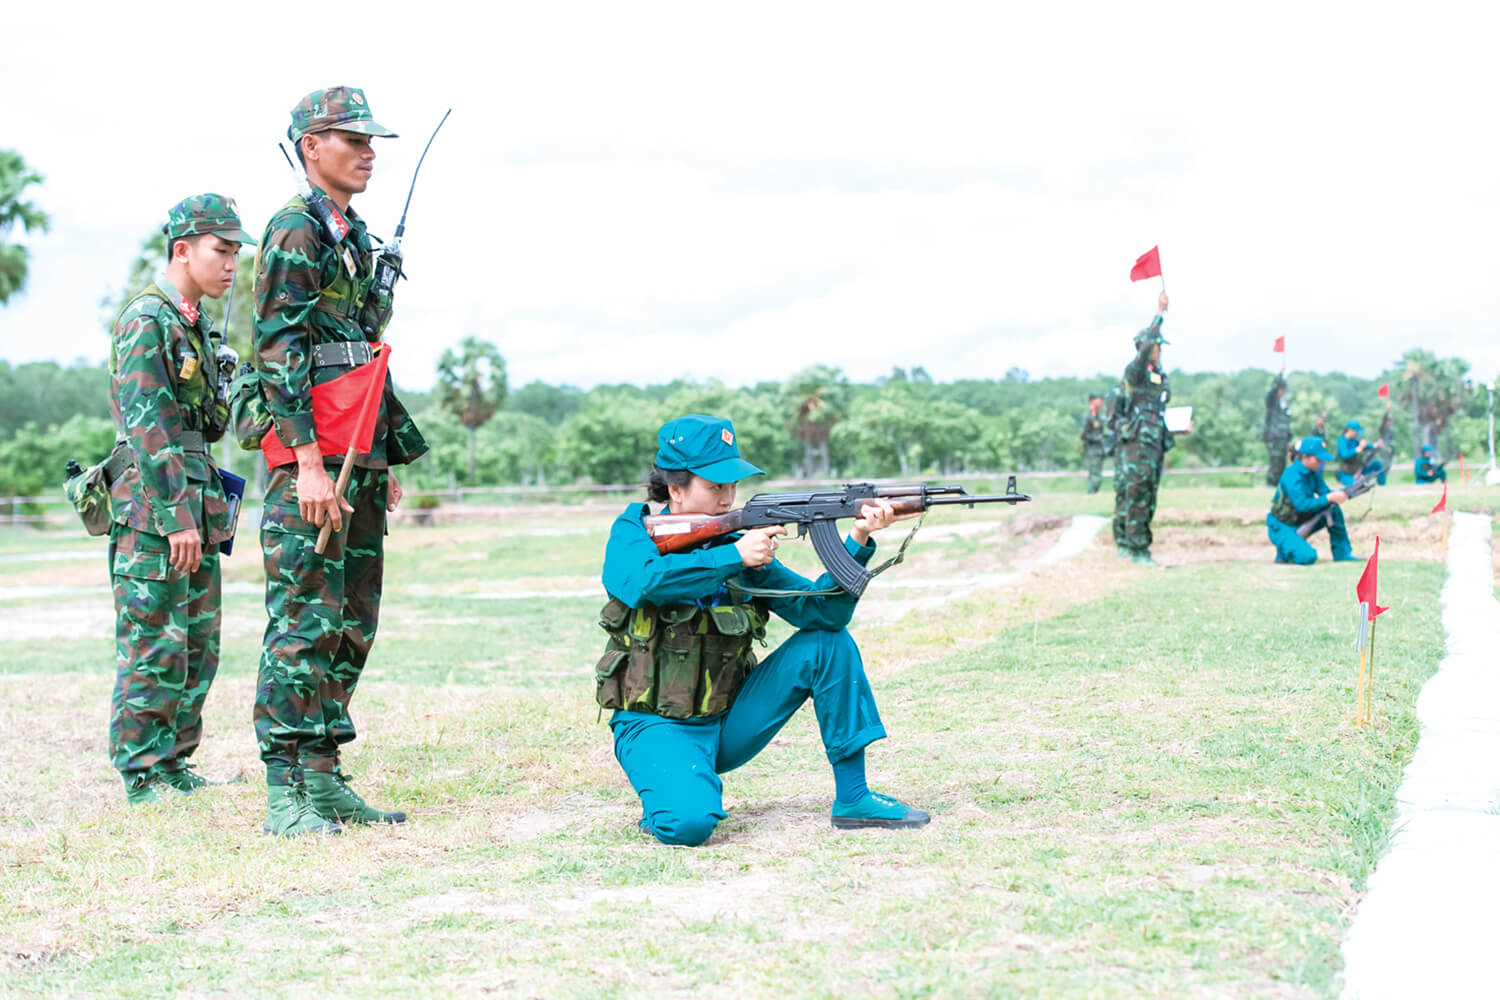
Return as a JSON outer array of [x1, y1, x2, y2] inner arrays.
[[254, 464, 387, 784], [1113, 440, 1163, 554], [1083, 443, 1105, 494], [1266, 437, 1289, 486], [108, 525, 221, 775]]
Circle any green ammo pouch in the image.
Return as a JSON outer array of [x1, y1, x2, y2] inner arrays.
[[63, 446, 129, 536], [228, 363, 273, 451]]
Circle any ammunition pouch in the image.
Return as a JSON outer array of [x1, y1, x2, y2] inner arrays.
[[64, 444, 131, 536], [595, 593, 769, 720], [228, 364, 273, 451]]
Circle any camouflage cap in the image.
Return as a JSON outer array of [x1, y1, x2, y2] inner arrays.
[[288, 86, 398, 142], [164, 193, 256, 246]]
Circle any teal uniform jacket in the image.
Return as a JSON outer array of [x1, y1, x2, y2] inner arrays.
[[602, 502, 874, 631]]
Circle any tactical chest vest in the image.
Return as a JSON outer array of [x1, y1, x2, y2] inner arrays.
[[595, 589, 770, 720], [1338, 444, 1364, 477], [280, 195, 375, 328], [110, 286, 218, 435], [1269, 485, 1304, 526]]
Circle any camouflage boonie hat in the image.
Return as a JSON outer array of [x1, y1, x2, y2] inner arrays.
[[164, 193, 256, 246], [288, 86, 398, 142]]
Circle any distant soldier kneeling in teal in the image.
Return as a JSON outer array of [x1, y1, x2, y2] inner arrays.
[[1335, 419, 1385, 487], [1414, 445, 1447, 483], [1267, 436, 1356, 565], [596, 414, 930, 846]]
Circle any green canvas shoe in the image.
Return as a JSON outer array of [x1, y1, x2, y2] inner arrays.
[[303, 770, 407, 825], [123, 770, 177, 806], [262, 782, 341, 838], [831, 792, 931, 830]]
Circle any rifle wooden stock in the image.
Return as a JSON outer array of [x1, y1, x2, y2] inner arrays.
[[645, 509, 747, 554]]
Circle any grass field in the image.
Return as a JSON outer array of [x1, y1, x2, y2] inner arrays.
[[0, 478, 1494, 997]]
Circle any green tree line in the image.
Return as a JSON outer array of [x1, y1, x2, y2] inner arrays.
[[2, 347, 1491, 500]]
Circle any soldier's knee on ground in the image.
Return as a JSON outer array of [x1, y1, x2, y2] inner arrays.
[[650, 810, 720, 847]]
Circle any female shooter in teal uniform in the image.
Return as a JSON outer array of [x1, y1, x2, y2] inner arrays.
[[597, 414, 930, 846]]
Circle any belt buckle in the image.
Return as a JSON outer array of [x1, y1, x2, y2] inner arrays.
[[343, 342, 357, 367]]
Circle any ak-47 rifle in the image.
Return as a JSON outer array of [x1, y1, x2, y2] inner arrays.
[[643, 477, 1032, 597], [1297, 473, 1376, 539]]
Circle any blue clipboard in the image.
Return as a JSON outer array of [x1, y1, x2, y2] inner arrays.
[[218, 469, 247, 556]]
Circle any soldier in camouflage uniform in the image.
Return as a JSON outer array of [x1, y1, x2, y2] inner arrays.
[[1374, 403, 1394, 486], [1262, 369, 1292, 486], [1113, 292, 1177, 566], [251, 87, 428, 837], [1107, 380, 1130, 548], [1080, 394, 1107, 494], [107, 194, 254, 804]]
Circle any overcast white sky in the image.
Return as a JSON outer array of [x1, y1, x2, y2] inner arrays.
[[3, 1, 1497, 393]]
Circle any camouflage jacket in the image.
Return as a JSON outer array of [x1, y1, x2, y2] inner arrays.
[[1120, 318, 1174, 452], [108, 277, 231, 543], [1263, 387, 1292, 444], [252, 188, 427, 469], [1080, 410, 1106, 446]]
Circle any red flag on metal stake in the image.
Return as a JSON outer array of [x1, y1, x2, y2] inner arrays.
[[1355, 537, 1389, 620], [1431, 482, 1447, 515]]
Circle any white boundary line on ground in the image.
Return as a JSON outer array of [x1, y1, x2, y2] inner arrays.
[[1340, 511, 1500, 999]]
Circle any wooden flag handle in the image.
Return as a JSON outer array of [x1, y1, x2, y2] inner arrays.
[[314, 445, 359, 555]]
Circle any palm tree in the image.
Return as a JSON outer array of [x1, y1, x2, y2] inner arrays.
[[436, 337, 509, 479], [782, 365, 848, 478], [0, 150, 51, 306], [1395, 349, 1469, 453]]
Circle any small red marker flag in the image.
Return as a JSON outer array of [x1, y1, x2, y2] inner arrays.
[[1377, 383, 1390, 399], [1129, 245, 1162, 282], [1272, 336, 1285, 353], [1355, 537, 1389, 620], [1431, 481, 1447, 515]]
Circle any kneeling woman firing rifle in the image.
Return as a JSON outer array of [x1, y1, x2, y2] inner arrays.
[[595, 412, 1029, 846]]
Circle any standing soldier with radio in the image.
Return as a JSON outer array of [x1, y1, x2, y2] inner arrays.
[[251, 87, 428, 837], [106, 195, 253, 804]]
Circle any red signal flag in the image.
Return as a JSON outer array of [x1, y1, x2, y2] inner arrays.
[[1272, 337, 1285, 353], [1355, 536, 1390, 621], [1431, 482, 1447, 515], [1377, 383, 1390, 399], [1129, 245, 1162, 282], [262, 344, 392, 468]]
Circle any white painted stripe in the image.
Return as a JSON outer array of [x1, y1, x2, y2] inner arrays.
[[1340, 512, 1500, 998]]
